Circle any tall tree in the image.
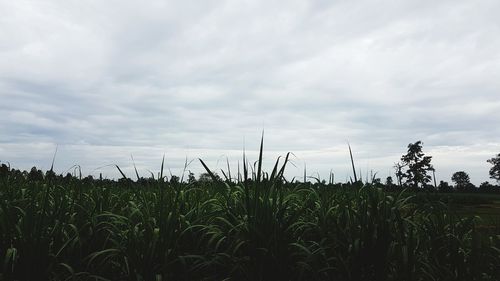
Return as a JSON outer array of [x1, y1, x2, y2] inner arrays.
[[400, 141, 434, 188], [487, 153, 500, 183], [451, 171, 470, 190]]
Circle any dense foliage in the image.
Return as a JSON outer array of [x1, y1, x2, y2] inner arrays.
[[487, 154, 500, 183], [397, 141, 434, 188], [1, 163, 499, 281]]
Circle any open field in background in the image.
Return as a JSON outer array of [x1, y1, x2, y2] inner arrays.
[[1, 159, 499, 281], [444, 193, 500, 230], [410, 192, 500, 232]]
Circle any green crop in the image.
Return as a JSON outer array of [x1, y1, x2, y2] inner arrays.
[[0, 140, 499, 280]]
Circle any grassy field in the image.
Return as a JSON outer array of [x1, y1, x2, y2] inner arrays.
[[441, 193, 500, 230], [1, 159, 499, 281]]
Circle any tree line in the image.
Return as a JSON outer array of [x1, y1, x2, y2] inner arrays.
[[1, 141, 499, 193], [392, 141, 500, 192]]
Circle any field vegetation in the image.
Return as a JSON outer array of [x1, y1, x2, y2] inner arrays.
[[1, 140, 500, 281]]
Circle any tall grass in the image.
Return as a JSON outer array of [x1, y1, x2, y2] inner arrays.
[[0, 144, 499, 281]]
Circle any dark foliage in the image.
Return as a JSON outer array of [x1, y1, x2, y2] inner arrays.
[[398, 141, 434, 188], [0, 164, 499, 281], [487, 153, 500, 183]]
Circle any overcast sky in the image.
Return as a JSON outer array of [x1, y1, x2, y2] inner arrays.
[[1, 0, 499, 184]]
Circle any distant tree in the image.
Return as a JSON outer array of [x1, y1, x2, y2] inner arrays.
[[451, 171, 471, 190], [479, 181, 497, 192], [198, 172, 220, 182], [487, 153, 500, 183], [83, 175, 94, 184], [438, 180, 452, 192], [187, 171, 196, 184], [385, 176, 394, 186], [464, 182, 477, 192], [394, 163, 404, 186], [198, 173, 212, 182], [170, 175, 180, 184], [399, 141, 434, 188], [479, 181, 492, 188]]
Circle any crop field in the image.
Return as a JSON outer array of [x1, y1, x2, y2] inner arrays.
[[1, 156, 499, 281]]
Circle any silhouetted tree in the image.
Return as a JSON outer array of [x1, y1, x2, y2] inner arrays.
[[464, 182, 477, 192], [385, 176, 393, 186], [187, 171, 196, 184], [479, 181, 498, 192], [399, 141, 434, 188], [82, 175, 94, 184], [170, 175, 180, 184], [438, 180, 452, 192], [487, 153, 500, 183], [451, 171, 471, 190], [198, 172, 220, 182], [394, 162, 404, 186]]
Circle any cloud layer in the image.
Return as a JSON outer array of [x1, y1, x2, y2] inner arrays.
[[1, 0, 500, 184]]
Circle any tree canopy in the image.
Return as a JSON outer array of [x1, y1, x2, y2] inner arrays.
[[451, 171, 471, 190], [487, 153, 500, 183], [399, 141, 434, 188]]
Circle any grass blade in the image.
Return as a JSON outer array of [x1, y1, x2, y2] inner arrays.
[[115, 164, 127, 180], [50, 145, 58, 173], [226, 157, 232, 183], [160, 154, 165, 182], [257, 130, 264, 182], [199, 158, 219, 182], [131, 155, 140, 181], [270, 156, 281, 181], [348, 143, 358, 183]]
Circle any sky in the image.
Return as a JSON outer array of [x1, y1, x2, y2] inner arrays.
[[1, 0, 499, 184]]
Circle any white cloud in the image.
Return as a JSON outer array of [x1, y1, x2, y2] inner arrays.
[[1, 0, 499, 184]]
